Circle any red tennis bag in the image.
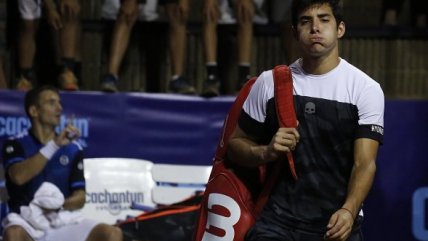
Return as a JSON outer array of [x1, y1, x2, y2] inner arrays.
[[194, 65, 298, 241]]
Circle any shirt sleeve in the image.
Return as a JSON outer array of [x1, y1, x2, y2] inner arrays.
[[1, 139, 26, 170], [69, 149, 86, 191], [356, 82, 385, 143], [239, 70, 274, 140]]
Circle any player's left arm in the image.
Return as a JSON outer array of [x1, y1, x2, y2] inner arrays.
[[63, 149, 86, 211], [325, 138, 379, 241], [63, 189, 85, 210], [345, 138, 379, 218], [326, 80, 384, 241]]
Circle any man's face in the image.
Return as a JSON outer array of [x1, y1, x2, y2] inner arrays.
[[32, 90, 63, 127], [295, 3, 344, 58]]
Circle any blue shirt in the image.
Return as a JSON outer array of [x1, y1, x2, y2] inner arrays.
[[1, 130, 86, 213]]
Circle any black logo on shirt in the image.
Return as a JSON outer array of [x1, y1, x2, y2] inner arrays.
[[305, 102, 316, 114]]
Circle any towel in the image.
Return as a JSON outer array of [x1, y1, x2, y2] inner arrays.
[[2, 182, 83, 239], [2, 212, 45, 239], [47, 210, 84, 228], [18, 182, 65, 231], [20, 203, 51, 231], [32, 182, 65, 209]]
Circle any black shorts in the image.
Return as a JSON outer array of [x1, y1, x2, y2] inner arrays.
[[246, 216, 364, 241]]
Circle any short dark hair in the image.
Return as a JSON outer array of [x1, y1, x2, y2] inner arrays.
[[291, 0, 343, 28], [24, 85, 59, 118]]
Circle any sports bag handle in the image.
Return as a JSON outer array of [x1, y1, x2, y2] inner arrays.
[[254, 65, 298, 217], [274, 65, 298, 180]]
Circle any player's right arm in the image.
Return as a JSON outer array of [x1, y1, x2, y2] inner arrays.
[[228, 125, 299, 167], [63, 189, 86, 210], [4, 126, 80, 185], [228, 70, 299, 167], [3, 139, 50, 186]]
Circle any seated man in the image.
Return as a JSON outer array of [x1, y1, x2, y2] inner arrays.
[[15, 0, 81, 91], [101, 0, 195, 94], [1, 85, 122, 241]]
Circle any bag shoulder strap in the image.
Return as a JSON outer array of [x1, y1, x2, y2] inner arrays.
[[273, 65, 298, 179], [254, 65, 297, 216], [210, 65, 297, 216]]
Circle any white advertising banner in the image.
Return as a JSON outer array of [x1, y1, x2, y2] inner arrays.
[[82, 158, 156, 224]]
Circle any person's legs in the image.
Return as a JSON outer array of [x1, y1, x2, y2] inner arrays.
[[381, 0, 405, 26], [57, 0, 81, 90], [269, 0, 295, 64], [17, 18, 39, 90], [164, 1, 195, 94], [101, 0, 139, 92], [16, 0, 42, 90], [0, 56, 6, 88], [165, 3, 186, 78], [203, 1, 219, 66], [411, 0, 427, 28], [281, 23, 296, 64], [201, 0, 221, 97], [0, 0, 7, 89], [43, 219, 121, 241], [3, 225, 34, 241], [85, 223, 123, 241], [234, 0, 254, 90]]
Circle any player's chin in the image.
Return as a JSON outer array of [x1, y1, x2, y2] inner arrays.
[[307, 50, 326, 58]]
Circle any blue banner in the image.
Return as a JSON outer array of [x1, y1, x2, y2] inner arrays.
[[0, 90, 427, 241], [0, 90, 234, 165]]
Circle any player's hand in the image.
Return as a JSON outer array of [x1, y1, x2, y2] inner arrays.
[[55, 116, 80, 146], [236, 0, 254, 23], [265, 127, 299, 162], [203, 0, 219, 22], [59, 0, 81, 21], [55, 124, 80, 146], [324, 208, 355, 241]]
